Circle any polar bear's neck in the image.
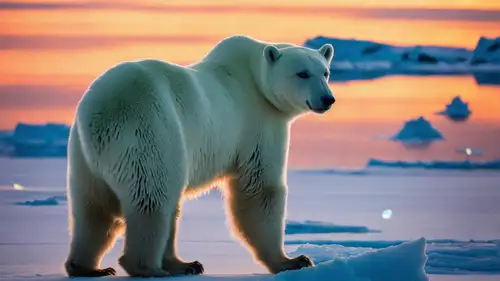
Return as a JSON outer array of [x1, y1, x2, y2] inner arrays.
[[199, 35, 265, 81], [201, 35, 264, 63], [196, 35, 295, 120]]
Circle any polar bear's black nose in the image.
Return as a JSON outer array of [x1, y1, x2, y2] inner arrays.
[[320, 95, 335, 107]]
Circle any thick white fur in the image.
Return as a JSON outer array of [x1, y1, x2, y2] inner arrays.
[[65, 35, 335, 277]]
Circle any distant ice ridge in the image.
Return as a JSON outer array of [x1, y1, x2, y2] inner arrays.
[[304, 36, 500, 82], [390, 116, 444, 148], [285, 239, 500, 275], [286, 220, 380, 234], [15, 195, 67, 206], [436, 96, 472, 121], [367, 159, 500, 170], [294, 158, 500, 175]]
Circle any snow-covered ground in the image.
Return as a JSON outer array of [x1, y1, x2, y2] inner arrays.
[[0, 158, 499, 281]]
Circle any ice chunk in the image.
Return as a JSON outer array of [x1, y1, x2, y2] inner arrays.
[[436, 96, 471, 121], [390, 116, 444, 148]]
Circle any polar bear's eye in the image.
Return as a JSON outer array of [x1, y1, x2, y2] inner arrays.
[[296, 71, 311, 79]]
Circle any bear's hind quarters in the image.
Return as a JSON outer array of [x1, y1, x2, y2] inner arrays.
[[65, 261, 116, 278]]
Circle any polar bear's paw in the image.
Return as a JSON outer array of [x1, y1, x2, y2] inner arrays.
[[271, 255, 314, 274], [118, 255, 170, 277], [65, 261, 116, 277], [163, 259, 205, 276]]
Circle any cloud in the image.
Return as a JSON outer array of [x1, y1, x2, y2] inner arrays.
[[1, 1, 499, 22], [0, 84, 82, 109], [0, 35, 215, 50], [354, 8, 500, 22]]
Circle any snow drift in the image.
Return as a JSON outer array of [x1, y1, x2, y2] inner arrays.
[[280, 238, 428, 281], [285, 239, 500, 275]]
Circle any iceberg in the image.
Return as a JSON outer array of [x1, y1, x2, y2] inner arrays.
[[10, 123, 70, 158], [304, 36, 500, 82], [436, 96, 472, 121], [390, 116, 444, 148], [470, 36, 500, 65]]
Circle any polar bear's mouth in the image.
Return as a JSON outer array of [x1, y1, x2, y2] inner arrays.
[[306, 100, 330, 114]]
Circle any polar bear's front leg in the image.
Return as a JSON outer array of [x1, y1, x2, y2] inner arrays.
[[225, 179, 314, 274]]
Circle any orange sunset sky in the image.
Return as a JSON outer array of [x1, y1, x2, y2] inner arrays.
[[0, 0, 499, 129]]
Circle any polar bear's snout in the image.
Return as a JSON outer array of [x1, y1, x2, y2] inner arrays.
[[306, 86, 335, 114], [320, 94, 335, 107]]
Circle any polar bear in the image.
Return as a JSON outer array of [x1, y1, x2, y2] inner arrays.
[[64, 35, 335, 278]]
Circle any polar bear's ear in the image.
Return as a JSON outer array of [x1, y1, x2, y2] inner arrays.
[[318, 43, 334, 64], [263, 45, 282, 64]]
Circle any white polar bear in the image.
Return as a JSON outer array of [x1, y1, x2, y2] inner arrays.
[[64, 35, 335, 278]]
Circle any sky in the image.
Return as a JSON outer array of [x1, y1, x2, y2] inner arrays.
[[0, 0, 499, 167]]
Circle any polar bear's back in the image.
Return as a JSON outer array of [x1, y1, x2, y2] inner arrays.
[[73, 59, 244, 188], [80, 60, 202, 117], [74, 60, 193, 172]]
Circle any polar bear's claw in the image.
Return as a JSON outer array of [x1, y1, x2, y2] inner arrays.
[[186, 261, 204, 275], [163, 260, 204, 276], [65, 262, 116, 277], [273, 255, 314, 273], [294, 255, 314, 269]]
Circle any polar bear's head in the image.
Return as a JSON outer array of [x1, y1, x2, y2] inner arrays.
[[260, 43, 335, 116]]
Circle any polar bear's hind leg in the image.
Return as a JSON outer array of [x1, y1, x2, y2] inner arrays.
[[100, 118, 188, 277], [65, 127, 123, 277]]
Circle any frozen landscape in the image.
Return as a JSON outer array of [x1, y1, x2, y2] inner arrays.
[[1, 158, 499, 281], [0, 1, 499, 280]]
